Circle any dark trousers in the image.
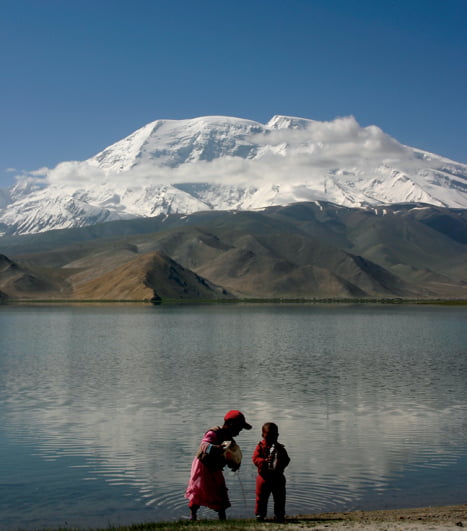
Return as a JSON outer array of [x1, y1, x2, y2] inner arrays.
[[255, 473, 286, 518]]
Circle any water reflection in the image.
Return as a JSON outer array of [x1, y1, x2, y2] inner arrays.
[[0, 304, 466, 529]]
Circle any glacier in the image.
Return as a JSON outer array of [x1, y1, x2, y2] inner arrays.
[[1, 114, 466, 236]]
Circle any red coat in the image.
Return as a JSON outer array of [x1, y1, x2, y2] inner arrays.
[[252, 439, 290, 478], [185, 427, 231, 511]]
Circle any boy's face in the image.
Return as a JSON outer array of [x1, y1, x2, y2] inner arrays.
[[263, 427, 278, 444]]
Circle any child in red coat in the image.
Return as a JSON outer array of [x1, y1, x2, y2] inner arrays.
[[252, 422, 290, 522], [186, 410, 252, 521]]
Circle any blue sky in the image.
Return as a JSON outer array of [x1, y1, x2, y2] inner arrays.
[[1, 0, 466, 188]]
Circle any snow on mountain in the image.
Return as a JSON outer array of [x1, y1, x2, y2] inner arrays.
[[1, 115, 467, 236], [88, 116, 263, 172]]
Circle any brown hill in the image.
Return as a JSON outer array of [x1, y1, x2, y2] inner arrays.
[[0, 253, 71, 299], [188, 231, 421, 298], [71, 250, 229, 301]]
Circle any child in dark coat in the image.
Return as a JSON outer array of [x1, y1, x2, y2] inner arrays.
[[252, 422, 290, 522]]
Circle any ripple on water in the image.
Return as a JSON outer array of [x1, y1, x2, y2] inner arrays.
[[1, 304, 467, 528]]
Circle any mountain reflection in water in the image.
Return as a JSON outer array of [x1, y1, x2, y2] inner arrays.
[[0, 304, 466, 530]]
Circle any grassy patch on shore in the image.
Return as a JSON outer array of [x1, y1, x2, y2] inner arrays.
[[40, 517, 331, 531]]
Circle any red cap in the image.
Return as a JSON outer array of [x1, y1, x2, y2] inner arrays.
[[224, 410, 252, 430]]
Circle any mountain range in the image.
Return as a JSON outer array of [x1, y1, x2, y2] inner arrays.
[[1, 201, 466, 302], [1, 115, 466, 236], [1, 115, 466, 302]]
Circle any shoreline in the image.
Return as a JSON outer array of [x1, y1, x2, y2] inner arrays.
[[32, 505, 467, 530], [2, 297, 467, 306], [143, 504, 467, 530]]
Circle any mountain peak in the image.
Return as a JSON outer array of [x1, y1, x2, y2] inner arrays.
[[1, 114, 467, 236], [267, 115, 315, 130], [88, 115, 264, 173]]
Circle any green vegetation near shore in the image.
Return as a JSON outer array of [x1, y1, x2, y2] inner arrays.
[[37, 517, 331, 531]]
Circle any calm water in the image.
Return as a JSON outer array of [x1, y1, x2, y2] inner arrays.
[[0, 303, 466, 529]]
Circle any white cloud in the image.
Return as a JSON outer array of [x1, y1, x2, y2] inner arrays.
[[8, 115, 454, 200]]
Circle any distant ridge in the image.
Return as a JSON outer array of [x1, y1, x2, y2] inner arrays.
[[1, 114, 466, 236], [1, 202, 466, 301]]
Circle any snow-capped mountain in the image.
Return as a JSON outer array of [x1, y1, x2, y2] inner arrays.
[[1, 115, 467, 236]]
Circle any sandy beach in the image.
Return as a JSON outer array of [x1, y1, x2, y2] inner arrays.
[[141, 505, 467, 530], [247, 505, 467, 530]]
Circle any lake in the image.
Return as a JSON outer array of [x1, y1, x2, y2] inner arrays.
[[0, 303, 466, 529]]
